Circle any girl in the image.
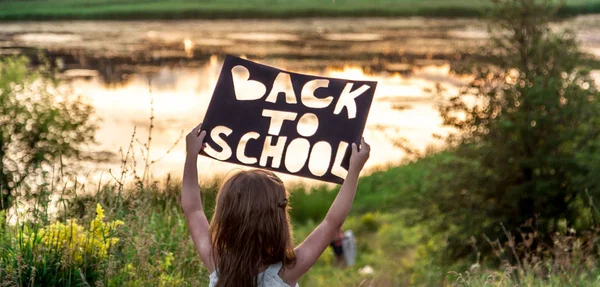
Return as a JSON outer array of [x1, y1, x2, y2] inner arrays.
[[182, 124, 370, 287]]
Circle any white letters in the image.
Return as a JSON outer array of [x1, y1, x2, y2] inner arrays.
[[333, 83, 371, 119], [331, 141, 349, 178], [262, 109, 298, 135], [259, 136, 288, 168], [219, 62, 373, 181], [231, 65, 267, 101], [284, 138, 310, 173], [301, 79, 333, 109], [236, 132, 260, 164], [266, 72, 298, 104], [296, 113, 319, 137], [308, 141, 332, 176], [204, 126, 233, 161]]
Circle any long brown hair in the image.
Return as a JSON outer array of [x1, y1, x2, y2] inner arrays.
[[210, 169, 296, 287]]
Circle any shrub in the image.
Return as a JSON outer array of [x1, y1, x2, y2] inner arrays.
[[430, 0, 600, 261], [1, 204, 123, 286], [0, 56, 97, 211], [361, 213, 380, 232]]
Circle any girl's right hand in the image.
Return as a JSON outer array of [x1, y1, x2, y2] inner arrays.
[[349, 137, 370, 172], [186, 123, 207, 155]]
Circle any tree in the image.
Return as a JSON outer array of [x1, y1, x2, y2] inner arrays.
[[431, 0, 600, 260], [0, 56, 97, 211]]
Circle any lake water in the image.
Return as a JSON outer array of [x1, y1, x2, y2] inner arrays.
[[2, 16, 599, 185]]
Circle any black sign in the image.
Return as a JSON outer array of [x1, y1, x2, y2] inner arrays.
[[200, 55, 376, 184]]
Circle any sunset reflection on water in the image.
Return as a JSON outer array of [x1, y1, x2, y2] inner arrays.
[[70, 56, 468, 185]]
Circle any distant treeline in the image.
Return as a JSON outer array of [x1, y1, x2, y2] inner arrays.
[[0, 0, 599, 21]]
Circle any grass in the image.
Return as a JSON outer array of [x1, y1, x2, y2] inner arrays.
[[0, 155, 444, 286], [1, 0, 600, 21], [3, 152, 599, 286]]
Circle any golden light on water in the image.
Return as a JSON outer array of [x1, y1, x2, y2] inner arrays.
[[69, 58, 469, 185], [183, 38, 194, 58], [3, 13, 596, 186]]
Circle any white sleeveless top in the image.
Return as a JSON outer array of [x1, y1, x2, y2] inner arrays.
[[208, 262, 299, 287]]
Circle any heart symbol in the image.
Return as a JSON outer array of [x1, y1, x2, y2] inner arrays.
[[231, 65, 267, 101]]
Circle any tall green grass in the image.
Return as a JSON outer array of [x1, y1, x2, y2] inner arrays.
[[1, 0, 599, 20], [0, 178, 211, 286], [3, 153, 599, 286]]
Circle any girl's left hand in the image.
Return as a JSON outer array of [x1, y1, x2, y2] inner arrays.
[[186, 123, 207, 155], [349, 137, 370, 172]]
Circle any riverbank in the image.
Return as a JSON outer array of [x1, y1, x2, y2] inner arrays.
[[1, 0, 600, 21]]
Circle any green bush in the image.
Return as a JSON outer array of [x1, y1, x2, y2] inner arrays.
[[289, 185, 336, 224], [0, 56, 97, 212], [0, 204, 122, 286], [427, 0, 600, 262], [361, 213, 380, 232]]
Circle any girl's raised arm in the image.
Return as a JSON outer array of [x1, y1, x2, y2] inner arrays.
[[283, 138, 370, 283], [181, 124, 215, 273]]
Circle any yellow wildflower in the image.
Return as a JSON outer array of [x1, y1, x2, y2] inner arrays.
[[162, 252, 174, 270], [95, 203, 104, 220], [22, 203, 124, 268]]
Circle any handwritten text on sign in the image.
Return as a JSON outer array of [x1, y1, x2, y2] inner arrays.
[[200, 56, 376, 183]]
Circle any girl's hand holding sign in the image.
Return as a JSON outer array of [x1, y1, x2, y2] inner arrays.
[[185, 123, 207, 155]]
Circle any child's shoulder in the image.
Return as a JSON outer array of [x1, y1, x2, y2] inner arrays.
[[208, 262, 299, 287]]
